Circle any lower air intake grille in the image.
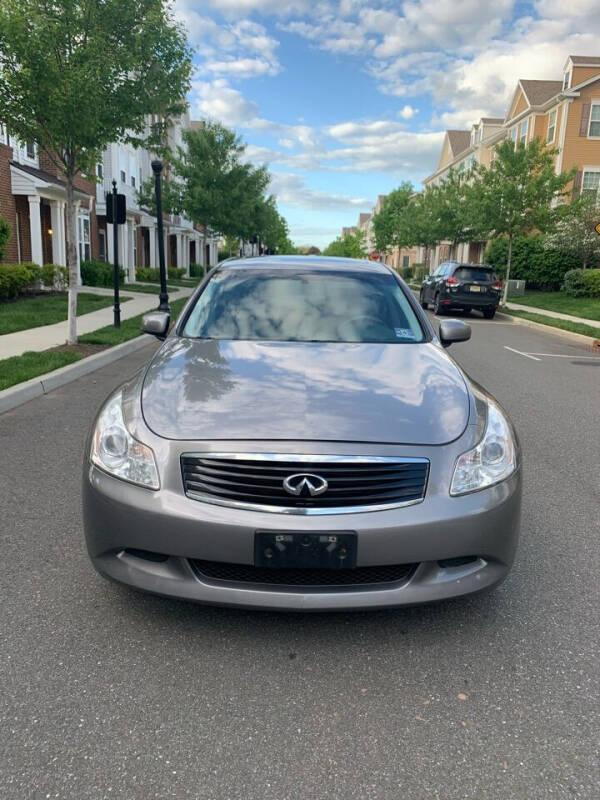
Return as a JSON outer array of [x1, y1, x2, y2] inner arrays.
[[181, 454, 429, 514], [190, 560, 417, 589]]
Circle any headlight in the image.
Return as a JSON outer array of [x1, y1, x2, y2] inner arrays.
[[450, 398, 517, 496], [91, 391, 159, 489]]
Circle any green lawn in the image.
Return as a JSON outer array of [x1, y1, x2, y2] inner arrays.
[[0, 292, 132, 336], [507, 291, 600, 321], [0, 297, 190, 392], [80, 296, 190, 346], [0, 350, 84, 392], [503, 309, 600, 339]]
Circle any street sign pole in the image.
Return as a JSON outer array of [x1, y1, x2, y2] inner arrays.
[[112, 180, 120, 328], [151, 160, 170, 314]]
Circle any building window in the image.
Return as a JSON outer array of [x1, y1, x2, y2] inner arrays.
[[589, 104, 600, 138], [402, 255, 409, 268], [519, 119, 528, 144], [98, 230, 106, 261], [563, 70, 571, 90], [131, 174, 136, 188], [97, 163, 103, 179], [78, 214, 91, 262], [582, 171, 600, 197], [510, 127, 518, 143], [547, 109, 557, 142], [120, 169, 126, 183], [25, 141, 35, 159]]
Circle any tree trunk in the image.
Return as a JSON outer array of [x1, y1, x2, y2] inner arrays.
[[65, 175, 78, 344], [582, 255, 588, 270], [502, 235, 513, 305]]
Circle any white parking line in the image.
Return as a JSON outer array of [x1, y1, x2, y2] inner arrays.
[[526, 353, 600, 360], [504, 346, 541, 361]]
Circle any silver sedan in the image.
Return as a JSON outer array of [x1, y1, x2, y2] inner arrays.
[[83, 256, 521, 611]]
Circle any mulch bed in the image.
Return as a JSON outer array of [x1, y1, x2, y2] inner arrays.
[[46, 342, 107, 357]]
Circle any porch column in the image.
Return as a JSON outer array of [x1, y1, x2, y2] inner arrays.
[[28, 195, 43, 265], [120, 222, 129, 282], [175, 233, 183, 270], [74, 201, 82, 285], [50, 200, 66, 266], [149, 224, 157, 268], [129, 223, 136, 281]]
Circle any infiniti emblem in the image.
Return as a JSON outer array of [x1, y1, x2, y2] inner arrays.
[[283, 473, 329, 497]]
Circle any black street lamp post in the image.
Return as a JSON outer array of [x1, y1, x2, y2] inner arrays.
[[151, 159, 170, 314]]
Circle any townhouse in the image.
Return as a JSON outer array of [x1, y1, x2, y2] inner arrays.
[[340, 54, 600, 273], [0, 114, 219, 280], [420, 54, 600, 270]]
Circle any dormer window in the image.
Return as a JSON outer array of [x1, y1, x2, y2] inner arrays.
[[563, 70, 571, 90]]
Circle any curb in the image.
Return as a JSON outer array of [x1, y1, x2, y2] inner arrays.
[[496, 310, 600, 348], [0, 335, 155, 415]]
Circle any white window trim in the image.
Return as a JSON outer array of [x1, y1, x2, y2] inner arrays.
[[547, 109, 557, 143], [588, 100, 600, 139]]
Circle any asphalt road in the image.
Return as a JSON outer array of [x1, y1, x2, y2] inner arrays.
[[1, 313, 599, 800]]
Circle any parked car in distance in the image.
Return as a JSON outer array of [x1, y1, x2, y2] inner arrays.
[[83, 256, 521, 611], [420, 262, 502, 318]]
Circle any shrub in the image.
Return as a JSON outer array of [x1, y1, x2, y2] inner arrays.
[[562, 268, 600, 297], [484, 235, 583, 291], [81, 259, 124, 287], [40, 264, 69, 289], [0, 214, 10, 261], [136, 266, 187, 282], [402, 265, 414, 280], [189, 262, 205, 278], [412, 263, 429, 282], [0, 263, 39, 299]]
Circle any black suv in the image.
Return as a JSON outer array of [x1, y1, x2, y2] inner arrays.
[[420, 262, 502, 319]]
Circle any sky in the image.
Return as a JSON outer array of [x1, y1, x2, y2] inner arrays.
[[173, 0, 600, 248]]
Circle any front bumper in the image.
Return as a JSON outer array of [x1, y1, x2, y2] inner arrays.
[[83, 463, 521, 611]]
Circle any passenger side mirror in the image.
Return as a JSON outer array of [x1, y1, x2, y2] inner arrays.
[[439, 319, 471, 348], [142, 311, 170, 340]]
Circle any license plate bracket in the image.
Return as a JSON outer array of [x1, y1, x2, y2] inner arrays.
[[469, 285, 482, 292], [255, 531, 357, 570]]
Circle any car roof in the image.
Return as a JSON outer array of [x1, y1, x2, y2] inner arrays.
[[218, 255, 391, 274]]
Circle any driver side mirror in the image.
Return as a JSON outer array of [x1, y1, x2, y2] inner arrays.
[[439, 319, 471, 348], [142, 311, 170, 340]]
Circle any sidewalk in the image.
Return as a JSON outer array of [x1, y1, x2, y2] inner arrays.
[[503, 300, 598, 327], [1, 284, 194, 360]]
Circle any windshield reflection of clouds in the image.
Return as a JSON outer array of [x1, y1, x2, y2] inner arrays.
[[182, 271, 424, 344]]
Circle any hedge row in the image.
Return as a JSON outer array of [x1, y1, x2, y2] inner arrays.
[[484, 235, 583, 291], [189, 262, 206, 278], [80, 259, 125, 287], [0, 263, 68, 300], [562, 269, 600, 297], [136, 266, 186, 282]]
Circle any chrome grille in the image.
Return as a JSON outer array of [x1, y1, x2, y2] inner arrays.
[[181, 454, 429, 515]]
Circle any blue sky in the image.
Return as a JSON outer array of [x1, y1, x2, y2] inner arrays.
[[174, 1, 600, 248]]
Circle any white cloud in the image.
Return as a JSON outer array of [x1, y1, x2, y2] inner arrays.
[[399, 105, 418, 119], [268, 173, 369, 210], [192, 79, 259, 126]]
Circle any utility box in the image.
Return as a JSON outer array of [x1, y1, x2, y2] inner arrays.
[[507, 279, 525, 296]]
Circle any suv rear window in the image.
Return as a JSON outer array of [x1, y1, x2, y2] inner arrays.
[[453, 267, 498, 282]]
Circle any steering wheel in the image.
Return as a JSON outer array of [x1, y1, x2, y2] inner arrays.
[[338, 315, 391, 339]]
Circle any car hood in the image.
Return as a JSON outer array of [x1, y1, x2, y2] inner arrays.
[[141, 338, 470, 445]]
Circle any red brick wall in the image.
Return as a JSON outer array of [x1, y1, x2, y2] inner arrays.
[[0, 142, 19, 262]]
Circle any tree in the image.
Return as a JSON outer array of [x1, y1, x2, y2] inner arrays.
[[473, 138, 575, 302], [429, 169, 483, 256], [323, 230, 367, 258], [139, 122, 270, 240], [0, 0, 192, 343], [543, 193, 600, 270], [372, 182, 413, 253], [0, 214, 10, 261], [402, 188, 444, 269]]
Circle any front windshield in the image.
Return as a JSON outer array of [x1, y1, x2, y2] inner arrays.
[[182, 268, 425, 344]]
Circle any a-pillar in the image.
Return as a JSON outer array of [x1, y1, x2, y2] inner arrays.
[[50, 200, 66, 266], [28, 195, 43, 266]]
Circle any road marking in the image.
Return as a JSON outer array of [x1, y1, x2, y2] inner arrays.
[[526, 352, 600, 360], [504, 346, 541, 361]]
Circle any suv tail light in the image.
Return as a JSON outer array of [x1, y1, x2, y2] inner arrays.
[[445, 277, 459, 286], [492, 280, 503, 290]]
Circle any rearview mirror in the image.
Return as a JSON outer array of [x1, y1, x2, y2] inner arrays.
[[142, 311, 170, 340], [439, 319, 471, 348]]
